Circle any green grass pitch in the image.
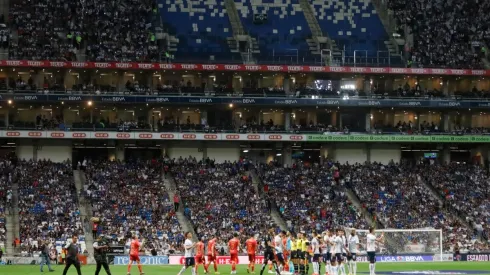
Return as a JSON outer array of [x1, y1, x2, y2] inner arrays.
[[2, 262, 490, 275]]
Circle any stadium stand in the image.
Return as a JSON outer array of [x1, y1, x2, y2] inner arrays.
[[258, 162, 368, 233], [310, 0, 390, 57], [234, 0, 312, 62], [170, 158, 274, 247], [0, 158, 13, 251], [388, 0, 487, 68], [9, 0, 78, 61], [158, 0, 238, 62], [16, 160, 85, 255], [83, 160, 184, 252]]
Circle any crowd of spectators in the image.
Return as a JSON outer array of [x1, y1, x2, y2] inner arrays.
[[388, 0, 489, 68], [170, 157, 273, 251], [423, 163, 490, 249], [17, 160, 83, 254], [0, 158, 14, 251], [83, 160, 184, 253], [9, 0, 79, 60], [258, 161, 367, 234]]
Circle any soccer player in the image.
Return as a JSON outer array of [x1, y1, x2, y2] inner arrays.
[[311, 233, 321, 275], [300, 232, 309, 275], [274, 231, 286, 273], [260, 228, 281, 275], [178, 232, 196, 275], [321, 231, 331, 275], [346, 229, 359, 275], [205, 235, 220, 274], [329, 231, 337, 275], [127, 235, 144, 275], [195, 237, 207, 274], [228, 233, 241, 274], [246, 233, 258, 274], [334, 229, 347, 275], [366, 227, 384, 275], [289, 234, 297, 274]]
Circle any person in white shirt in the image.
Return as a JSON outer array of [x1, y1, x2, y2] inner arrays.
[[311, 234, 321, 275], [366, 227, 384, 275], [321, 231, 330, 275], [329, 231, 338, 275], [334, 230, 346, 275], [274, 231, 286, 272], [178, 232, 196, 275], [346, 229, 360, 275]]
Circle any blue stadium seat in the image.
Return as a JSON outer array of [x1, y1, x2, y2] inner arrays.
[[310, 0, 389, 57], [158, 0, 239, 61], [235, 0, 312, 62]]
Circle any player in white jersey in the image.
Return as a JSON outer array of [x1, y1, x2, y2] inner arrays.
[[328, 231, 337, 275], [366, 227, 384, 275], [321, 232, 330, 275], [334, 230, 346, 275], [274, 231, 286, 273], [346, 229, 360, 275], [311, 234, 321, 275], [178, 232, 196, 275]]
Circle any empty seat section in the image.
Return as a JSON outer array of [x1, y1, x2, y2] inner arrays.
[[310, 0, 388, 57], [159, 0, 237, 61], [235, 0, 312, 63]]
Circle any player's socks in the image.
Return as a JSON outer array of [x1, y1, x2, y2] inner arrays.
[[313, 262, 319, 274], [299, 264, 305, 275], [353, 262, 357, 275], [273, 263, 281, 275], [260, 264, 267, 275], [137, 264, 143, 274], [326, 263, 331, 275], [178, 266, 186, 275], [305, 263, 309, 275], [191, 267, 196, 275], [341, 263, 347, 275], [369, 264, 374, 275]]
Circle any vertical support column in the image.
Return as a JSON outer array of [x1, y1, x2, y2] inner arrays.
[[90, 109, 93, 123], [283, 76, 291, 95], [116, 72, 125, 92], [442, 145, 450, 164], [363, 76, 371, 94], [284, 112, 291, 130], [5, 109, 9, 126], [415, 112, 421, 131], [116, 141, 125, 161], [442, 78, 450, 97], [442, 113, 450, 132], [365, 113, 371, 132], [282, 144, 292, 167]]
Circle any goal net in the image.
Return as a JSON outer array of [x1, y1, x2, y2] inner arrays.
[[343, 228, 443, 260]]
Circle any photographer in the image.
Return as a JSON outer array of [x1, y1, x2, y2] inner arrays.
[[39, 240, 55, 272], [93, 235, 112, 275]]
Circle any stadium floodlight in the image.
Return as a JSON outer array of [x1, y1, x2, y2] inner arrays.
[[343, 228, 443, 261]]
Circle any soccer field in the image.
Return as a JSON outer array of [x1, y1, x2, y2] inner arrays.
[[2, 262, 490, 275]]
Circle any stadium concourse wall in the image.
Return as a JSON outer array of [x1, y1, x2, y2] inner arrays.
[[6, 131, 490, 164]]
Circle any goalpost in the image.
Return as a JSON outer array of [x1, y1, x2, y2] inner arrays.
[[344, 228, 443, 261]]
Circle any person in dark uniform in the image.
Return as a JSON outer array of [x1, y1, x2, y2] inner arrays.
[[260, 228, 281, 275], [93, 235, 112, 275], [62, 235, 82, 275], [39, 240, 55, 273]]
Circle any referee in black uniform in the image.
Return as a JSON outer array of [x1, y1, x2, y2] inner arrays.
[[62, 235, 82, 275], [260, 228, 281, 275]]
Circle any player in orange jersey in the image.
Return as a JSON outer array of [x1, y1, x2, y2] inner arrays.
[[205, 235, 220, 274], [245, 233, 258, 274], [195, 237, 208, 274], [127, 235, 144, 275], [228, 233, 241, 275]]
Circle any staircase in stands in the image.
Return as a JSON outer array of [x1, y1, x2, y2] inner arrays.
[[249, 169, 288, 231], [162, 172, 198, 242], [5, 180, 19, 255], [73, 170, 94, 257], [224, 0, 259, 63], [298, 0, 341, 63], [370, 0, 403, 63]]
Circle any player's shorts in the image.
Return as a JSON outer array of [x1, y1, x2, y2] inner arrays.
[[291, 251, 298, 260], [330, 252, 336, 263], [248, 254, 256, 263], [185, 257, 196, 267], [347, 253, 357, 261], [207, 254, 216, 262], [296, 250, 303, 259], [335, 253, 343, 262], [195, 255, 205, 264], [230, 253, 238, 263], [129, 254, 140, 262], [276, 253, 285, 263], [323, 252, 331, 263], [312, 254, 321, 262], [367, 252, 376, 263], [264, 251, 275, 263]]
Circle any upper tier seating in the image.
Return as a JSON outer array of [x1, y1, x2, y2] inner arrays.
[[234, 0, 312, 62], [310, 0, 390, 57], [159, 0, 239, 62]]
